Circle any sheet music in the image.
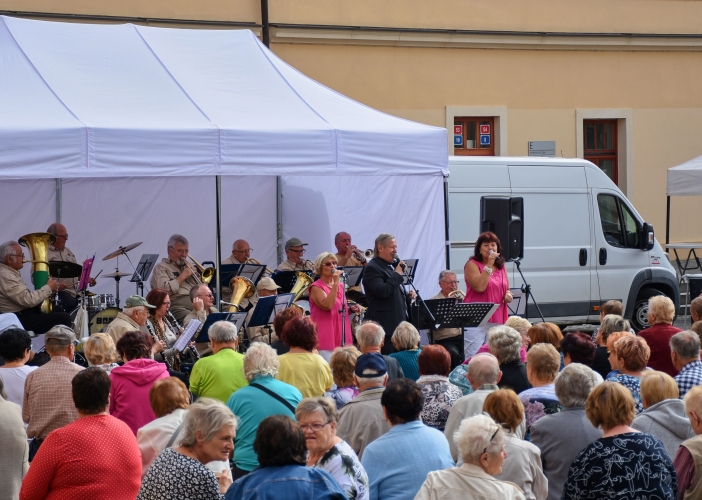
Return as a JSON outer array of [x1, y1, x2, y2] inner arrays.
[[269, 293, 294, 322], [238, 264, 265, 286], [173, 319, 201, 352], [402, 259, 418, 285]]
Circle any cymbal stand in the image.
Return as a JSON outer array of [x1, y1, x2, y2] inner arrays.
[[113, 255, 121, 308], [54, 268, 62, 310]]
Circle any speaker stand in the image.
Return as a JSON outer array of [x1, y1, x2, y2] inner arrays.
[[514, 259, 545, 323]]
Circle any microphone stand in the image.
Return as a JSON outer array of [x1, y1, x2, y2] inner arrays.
[[339, 273, 348, 346], [514, 259, 545, 323], [399, 262, 437, 328]]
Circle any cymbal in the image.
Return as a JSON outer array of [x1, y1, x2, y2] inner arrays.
[[48, 261, 82, 279], [102, 242, 142, 261], [102, 271, 131, 279]]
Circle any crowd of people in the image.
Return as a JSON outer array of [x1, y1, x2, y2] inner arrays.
[[4, 231, 702, 499]]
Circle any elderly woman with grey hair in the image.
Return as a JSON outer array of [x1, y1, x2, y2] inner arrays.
[[591, 314, 631, 379], [488, 325, 531, 394], [530, 363, 603, 500], [227, 342, 303, 479], [296, 397, 369, 499], [137, 398, 236, 500], [416, 413, 525, 499], [388, 321, 421, 380]]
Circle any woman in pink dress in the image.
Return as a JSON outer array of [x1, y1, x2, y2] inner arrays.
[[463, 232, 514, 358], [309, 252, 357, 362]]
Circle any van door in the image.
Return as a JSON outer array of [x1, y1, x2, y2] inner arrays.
[[508, 165, 596, 323], [592, 189, 650, 319]]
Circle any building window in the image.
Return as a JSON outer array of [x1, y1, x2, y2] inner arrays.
[[453, 117, 494, 156], [584, 120, 618, 184]]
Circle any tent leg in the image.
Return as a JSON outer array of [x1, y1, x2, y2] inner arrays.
[[276, 176, 283, 265], [55, 178, 62, 223], [666, 195, 670, 253], [215, 176, 222, 307], [443, 176, 450, 269]]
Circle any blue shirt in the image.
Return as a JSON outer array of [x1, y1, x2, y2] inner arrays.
[[675, 360, 702, 398], [360, 420, 454, 500], [226, 375, 303, 471], [224, 464, 346, 500]]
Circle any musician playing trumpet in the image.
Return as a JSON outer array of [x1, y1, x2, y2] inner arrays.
[[428, 270, 466, 369], [334, 231, 368, 306], [150, 234, 200, 324]]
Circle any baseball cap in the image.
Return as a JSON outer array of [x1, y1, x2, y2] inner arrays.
[[125, 295, 156, 309], [285, 238, 308, 250], [257, 277, 281, 292], [44, 325, 77, 346], [354, 352, 387, 378]]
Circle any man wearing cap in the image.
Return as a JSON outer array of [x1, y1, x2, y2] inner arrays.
[[245, 277, 281, 345], [276, 238, 315, 273], [22, 325, 84, 461], [336, 352, 391, 459], [105, 295, 156, 354], [150, 234, 200, 324]]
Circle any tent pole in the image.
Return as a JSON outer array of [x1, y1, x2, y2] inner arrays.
[[215, 176, 222, 307], [55, 178, 62, 223], [276, 176, 283, 264], [260, 0, 270, 47], [443, 176, 450, 269], [666, 195, 670, 253]]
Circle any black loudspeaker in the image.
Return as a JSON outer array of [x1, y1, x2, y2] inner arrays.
[[480, 196, 524, 261]]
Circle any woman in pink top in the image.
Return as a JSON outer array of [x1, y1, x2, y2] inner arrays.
[[309, 252, 358, 362]]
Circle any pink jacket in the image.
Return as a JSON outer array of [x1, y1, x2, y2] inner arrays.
[[109, 359, 169, 434]]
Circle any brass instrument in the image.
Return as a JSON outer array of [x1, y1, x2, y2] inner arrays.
[[351, 248, 367, 264], [245, 258, 275, 277], [226, 276, 255, 312], [291, 271, 313, 302], [364, 249, 374, 260], [186, 255, 214, 284], [448, 289, 466, 300], [18, 232, 55, 314]]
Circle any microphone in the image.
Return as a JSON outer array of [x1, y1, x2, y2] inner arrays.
[[488, 250, 494, 256], [393, 253, 406, 270]]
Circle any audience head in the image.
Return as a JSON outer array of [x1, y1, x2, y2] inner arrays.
[[599, 300, 624, 320], [671, 330, 701, 371], [640, 371, 678, 410], [598, 314, 630, 345], [0, 328, 32, 362], [254, 415, 307, 467], [84, 333, 117, 367], [295, 397, 339, 453], [586, 381, 636, 431], [149, 377, 190, 418], [615, 336, 650, 373], [179, 398, 236, 464], [455, 414, 506, 474], [208, 320, 238, 346], [280, 316, 317, 351], [44, 325, 76, 359], [505, 316, 532, 346], [690, 321, 702, 344], [648, 295, 675, 326], [72, 367, 110, 415], [467, 353, 501, 390], [329, 346, 361, 388], [606, 331, 634, 371], [243, 342, 280, 382], [391, 321, 420, 352], [273, 307, 303, 337], [526, 343, 560, 384], [353, 353, 388, 389], [529, 322, 563, 351], [356, 321, 385, 351], [684, 386, 702, 435], [483, 389, 524, 433], [692, 297, 702, 323], [560, 332, 596, 366], [417, 344, 451, 377], [381, 378, 424, 426], [487, 325, 522, 364], [116, 330, 153, 362], [555, 363, 600, 408]]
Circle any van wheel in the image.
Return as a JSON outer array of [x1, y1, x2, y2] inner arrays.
[[630, 289, 665, 332]]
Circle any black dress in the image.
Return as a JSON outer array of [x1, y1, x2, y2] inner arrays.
[[590, 346, 611, 380], [498, 360, 532, 394]]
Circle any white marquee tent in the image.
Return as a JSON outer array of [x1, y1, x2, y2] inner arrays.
[[666, 154, 702, 245], [0, 16, 448, 302]]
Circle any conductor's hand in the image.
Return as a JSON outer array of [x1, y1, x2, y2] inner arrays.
[[487, 250, 499, 267], [192, 297, 204, 312], [394, 261, 405, 275], [47, 278, 59, 293]]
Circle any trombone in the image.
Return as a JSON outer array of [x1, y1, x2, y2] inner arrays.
[[186, 255, 214, 284]]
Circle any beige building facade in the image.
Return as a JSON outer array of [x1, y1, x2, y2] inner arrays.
[[4, 0, 702, 241]]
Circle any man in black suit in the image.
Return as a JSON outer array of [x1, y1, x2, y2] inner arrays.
[[362, 233, 413, 355]]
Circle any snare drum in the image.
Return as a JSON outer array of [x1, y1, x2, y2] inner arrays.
[[89, 307, 120, 335]]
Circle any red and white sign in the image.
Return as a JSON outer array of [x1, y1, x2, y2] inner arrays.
[[480, 124, 490, 135], [454, 125, 463, 135]]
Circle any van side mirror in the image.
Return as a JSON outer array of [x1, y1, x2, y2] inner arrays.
[[641, 222, 654, 251]]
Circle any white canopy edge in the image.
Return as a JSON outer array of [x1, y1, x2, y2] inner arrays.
[[667, 154, 702, 196]]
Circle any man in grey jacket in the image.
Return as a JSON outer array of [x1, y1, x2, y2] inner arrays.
[[530, 363, 603, 500]]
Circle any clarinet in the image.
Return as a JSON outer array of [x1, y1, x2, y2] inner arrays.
[[168, 312, 200, 360], [146, 318, 172, 371]]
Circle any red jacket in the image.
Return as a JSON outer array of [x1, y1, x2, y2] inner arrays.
[[638, 323, 682, 377]]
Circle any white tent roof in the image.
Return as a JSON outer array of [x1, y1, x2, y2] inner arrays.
[[0, 16, 447, 179], [667, 154, 702, 196]]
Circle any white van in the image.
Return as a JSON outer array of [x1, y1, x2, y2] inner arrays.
[[447, 156, 679, 331]]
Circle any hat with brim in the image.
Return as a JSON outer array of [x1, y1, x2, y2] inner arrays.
[[285, 238, 308, 250], [257, 277, 281, 291], [44, 325, 76, 346], [125, 295, 156, 309]]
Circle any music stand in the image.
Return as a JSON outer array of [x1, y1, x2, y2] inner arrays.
[[237, 264, 266, 286], [339, 266, 364, 287], [401, 259, 418, 286], [272, 271, 300, 294], [507, 287, 527, 317], [130, 253, 159, 296], [248, 295, 278, 328], [195, 312, 247, 344], [419, 298, 456, 330], [443, 303, 499, 329], [220, 264, 241, 292], [269, 293, 294, 323]]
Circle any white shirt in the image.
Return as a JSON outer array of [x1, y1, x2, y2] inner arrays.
[[0, 365, 37, 409]]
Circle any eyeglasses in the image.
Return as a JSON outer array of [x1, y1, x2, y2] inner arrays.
[[289, 249, 306, 255], [234, 248, 252, 254], [441, 280, 459, 285], [198, 294, 215, 299], [172, 249, 189, 255], [483, 427, 499, 454], [299, 421, 330, 432]]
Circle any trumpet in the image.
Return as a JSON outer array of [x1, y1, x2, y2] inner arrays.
[[364, 249, 374, 260], [186, 255, 214, 284], [351, 247, 367, 264], [245, 258, 275, 276], [448, 289, 466, 300]]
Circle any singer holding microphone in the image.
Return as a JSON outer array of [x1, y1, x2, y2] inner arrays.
[[463, 232, 513, 358], [309, 252, 359, 362]]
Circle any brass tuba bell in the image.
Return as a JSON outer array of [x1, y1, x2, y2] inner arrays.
[[18, 232, 55, 314], [226, 276, 255, 312], [290, 271, 314, 303]]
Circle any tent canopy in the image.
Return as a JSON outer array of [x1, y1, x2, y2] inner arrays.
[[0, 16, 447, 179], [667, 154, 702, 196]]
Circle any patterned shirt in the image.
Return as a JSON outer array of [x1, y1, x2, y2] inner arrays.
[[606, 373, 643, 414], [313, 440, 369, 500], [416, 375, 463, 431], [137, 447, 222, 500], [675, 360, 702, 399], [22, 356, 84, 440]]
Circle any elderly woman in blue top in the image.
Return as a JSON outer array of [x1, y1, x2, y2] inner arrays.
[[361, 378, 454, 500]]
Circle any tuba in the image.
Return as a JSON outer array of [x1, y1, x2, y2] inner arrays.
[[226, 276, 255, 312], [18, 232, 55, 314], [290, 271, 313, 303], [187, 255, 214, 284]]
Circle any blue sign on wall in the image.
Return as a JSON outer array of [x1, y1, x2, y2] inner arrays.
[[480, 134, 490, 145], [454, 135, 463, 146]]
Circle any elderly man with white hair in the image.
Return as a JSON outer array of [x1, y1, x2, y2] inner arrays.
[[416, 413, 525, 500], [357, 321, 404, 380], [530, 363, 603, 500], [189, 321, 247, 403], [105, 295, 155, 349], [444, 353, 525, 461], [226, 342, 302, 479], [671, 330, 702, 398]]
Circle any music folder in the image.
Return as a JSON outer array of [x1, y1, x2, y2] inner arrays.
[[195, 312, 248, 344]]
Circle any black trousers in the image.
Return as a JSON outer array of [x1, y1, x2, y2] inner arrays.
[[56, 291, 78, 312], [28, 438, 44, 462], [233, 465, 251, 480], [433, 335, 464, 370], [16, 308, 71, 335]]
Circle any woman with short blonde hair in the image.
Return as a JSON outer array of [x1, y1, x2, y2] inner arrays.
[[562, 382, 676, 499], [324, 346, 361, 409], [519, 343, 563, 434], [389, 321, 421, 380], [605, 336, 650, 414], [84, 333, 118, 373]]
